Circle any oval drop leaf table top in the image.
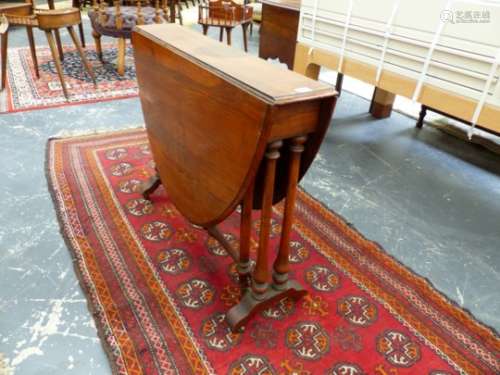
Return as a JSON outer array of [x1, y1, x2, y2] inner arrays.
[[132, 24, 336, 227]]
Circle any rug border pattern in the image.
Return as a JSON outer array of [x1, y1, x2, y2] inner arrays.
[[46, 128, 500, 375]]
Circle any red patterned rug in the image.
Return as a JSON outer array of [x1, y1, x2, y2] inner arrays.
[[46, 129, 499, 375], [1, 43, 137, 113]]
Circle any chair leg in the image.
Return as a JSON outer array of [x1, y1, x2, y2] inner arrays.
[[225, 27, 232, 46], [202, 25, 209, 36], [45, 30, 69, 99], [67, 26, 96, 87], [54, 29, 64, 62], [78, 22, 86, 48], [117, 37, 126, 76], [250, 22, 253, 36], [242, 23, 249, 52], [1, 31, 8, 91], [219, 27, 223, 42], [26, 26, 39, 79], [92, 30, 103, 61]]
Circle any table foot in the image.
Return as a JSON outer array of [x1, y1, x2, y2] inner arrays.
[[226, 280, 307, 332], [140, 173, 161, 200]]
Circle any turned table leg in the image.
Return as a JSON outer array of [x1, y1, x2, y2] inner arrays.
[[273, 136, 307, 288], [226, 140, 307, 332], [252, 140, 282, 297], [238, 178, 255, 290]]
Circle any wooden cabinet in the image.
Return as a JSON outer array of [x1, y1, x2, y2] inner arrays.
[[258, 0, 300, 70]]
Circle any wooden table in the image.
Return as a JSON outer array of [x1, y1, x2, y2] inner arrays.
[[132, 23, 337, 331], [258, 0, 300, 70]]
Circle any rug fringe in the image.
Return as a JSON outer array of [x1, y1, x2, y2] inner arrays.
[[49, 125, 145, 140]]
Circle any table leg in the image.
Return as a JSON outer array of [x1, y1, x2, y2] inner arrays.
[[238, 180, 254, 290], [226, 140, 307, 332], [273, 136, 307, 288], [141, 172, 162, 200], [252, 140, 281, 296]]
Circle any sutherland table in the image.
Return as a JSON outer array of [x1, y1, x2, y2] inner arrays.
[[132, 23, 337, 332]]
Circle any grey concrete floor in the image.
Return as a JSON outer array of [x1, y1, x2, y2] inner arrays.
[[0, 10, 499, 375]]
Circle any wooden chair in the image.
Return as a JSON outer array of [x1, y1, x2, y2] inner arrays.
[[88, 0, 173, 76], [0, 1, 89, 92], [0, 1, 39, 90], [198, 0, 253, 52], [36, 8, 96, 99]]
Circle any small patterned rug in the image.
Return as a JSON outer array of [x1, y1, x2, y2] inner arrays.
[[1, 43, 137, 113], [46, 129, 499, 374]]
